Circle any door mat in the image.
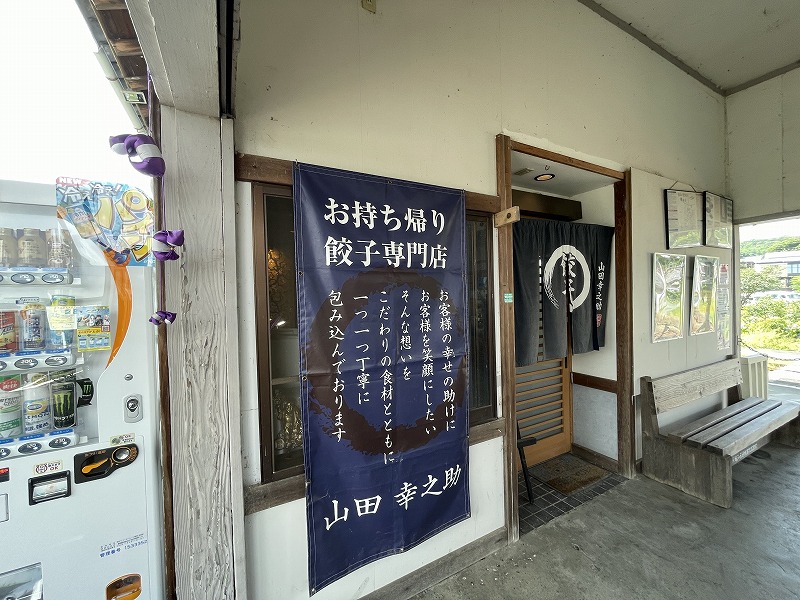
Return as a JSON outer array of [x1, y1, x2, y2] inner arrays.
[[530, 453, 609, 495]]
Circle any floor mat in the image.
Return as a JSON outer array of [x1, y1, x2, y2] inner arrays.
[[529, 453, 609, 495]]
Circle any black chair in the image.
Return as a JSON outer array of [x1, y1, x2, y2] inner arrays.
[[517, 422, 537, 503]]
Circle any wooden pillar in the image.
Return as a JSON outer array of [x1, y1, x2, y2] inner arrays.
[[614, 175, 635, 478], [496, 134, 518, 543], [160, 107, 247, 599]]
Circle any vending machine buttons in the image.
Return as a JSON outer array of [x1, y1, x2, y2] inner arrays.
[[10, 273, 35, 284], [29, 471, 71, 505], [0, 466, 8, 482], [123, 395, 142, 423]]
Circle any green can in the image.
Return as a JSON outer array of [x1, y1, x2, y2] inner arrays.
[[51, 369, 76, 429]]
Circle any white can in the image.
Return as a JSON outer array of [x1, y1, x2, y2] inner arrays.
[[0, 375, 23, 438], [23, 373, 51, 434]]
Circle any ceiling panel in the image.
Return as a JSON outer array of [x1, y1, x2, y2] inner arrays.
[[510, 151, 618, 198], [591, 0, 800, 91]]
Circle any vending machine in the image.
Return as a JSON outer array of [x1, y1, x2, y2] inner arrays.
[[0, 178, 164, 599]]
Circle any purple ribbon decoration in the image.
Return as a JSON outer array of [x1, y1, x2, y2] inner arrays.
[[153, 229, 184, 246], [149, 310, 177, 326], [109, 133, 166, 178], [151, 229, 185, 261]]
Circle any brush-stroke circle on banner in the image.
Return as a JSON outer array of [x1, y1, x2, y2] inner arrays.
[[543, 244, 590, 311]]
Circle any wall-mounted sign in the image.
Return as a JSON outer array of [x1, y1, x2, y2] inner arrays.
[[704, 192, 733, 249], [664, 189, 703, 249], [294, 163, 470, 593]]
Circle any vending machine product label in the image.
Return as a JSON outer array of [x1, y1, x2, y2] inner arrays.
[[76, 306, 111, 351], [0, 375, 23, 438]]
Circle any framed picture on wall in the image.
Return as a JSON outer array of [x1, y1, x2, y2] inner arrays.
[[704, 192, 733, 248], [690, 255, 719, 336], [652, 253, 687, 343], [664, 189, 703, 249]]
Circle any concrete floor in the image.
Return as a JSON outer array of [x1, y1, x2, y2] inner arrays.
[[414, 441, 800, 600]]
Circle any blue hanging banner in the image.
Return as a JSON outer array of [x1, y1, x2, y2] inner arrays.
[[294, 163, 470, 594]]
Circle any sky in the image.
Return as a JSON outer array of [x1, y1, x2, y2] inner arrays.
[[0, 1, 149, 190], [739, 218, 800, 242]]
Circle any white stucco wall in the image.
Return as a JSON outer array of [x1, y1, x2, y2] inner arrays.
[[727, 68, 800, 223], [235, 0, 724, 195], [631, 169, 733, 434], [234, 1, 727, 597]]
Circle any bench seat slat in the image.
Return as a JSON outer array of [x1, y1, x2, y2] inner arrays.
[[665, 397, 765, 443], [706, 403, 800, 457], [684, 400, 782, 448]]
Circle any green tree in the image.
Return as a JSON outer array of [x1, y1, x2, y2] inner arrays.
[[740, 265, 784, 303]]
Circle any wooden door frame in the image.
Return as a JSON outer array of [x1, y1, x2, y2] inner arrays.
[[496, 135, 634, 543]]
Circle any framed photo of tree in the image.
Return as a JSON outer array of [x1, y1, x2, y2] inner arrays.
[[652, 253, 687, 343], [690, 255, 719, 336], [704, 192, 733, 248], [664, 189, 703, 249]]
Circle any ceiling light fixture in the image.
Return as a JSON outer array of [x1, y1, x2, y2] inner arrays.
[[534, 173, 555, 181]]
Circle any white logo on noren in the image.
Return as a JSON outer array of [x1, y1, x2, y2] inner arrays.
[[543, 245, 590, 312]]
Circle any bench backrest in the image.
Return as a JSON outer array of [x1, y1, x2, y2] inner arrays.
[[640, 358, 743, 436]]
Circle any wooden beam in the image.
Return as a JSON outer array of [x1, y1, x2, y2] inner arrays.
[[496, 134, 518, 544], [572, 372, 618, 394], [465, 191, 500, 213], [509, 139, 626, 181], [125, 76, 148, 91], [235, 153, 293, 185], [235, 154, 503, 216], [110, 38, 143, 57], [91, 0, 127, 9], [614, 175, 635, 478], [151, 94, 176, 600], [126, 0, 219, 116]]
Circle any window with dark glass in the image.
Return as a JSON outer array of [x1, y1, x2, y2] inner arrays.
[[253, 187, 497, 482], [466, 213, 496, 425]]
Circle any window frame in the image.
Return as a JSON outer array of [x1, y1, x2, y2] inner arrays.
[[466, 211, 498, 426], [252, 183, 303, 483], [249, 171, 502, 488]]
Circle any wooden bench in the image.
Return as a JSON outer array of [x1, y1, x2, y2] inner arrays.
[[640, 358, 800, 508]]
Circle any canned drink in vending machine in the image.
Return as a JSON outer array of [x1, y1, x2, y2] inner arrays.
[[48, 295, 75, 350], [23, 373, 51, 434], [20, 303, 46, 351], [51, 370, 76, 429], [0, 374, 23, 438], [0, 311, 16, 353]]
